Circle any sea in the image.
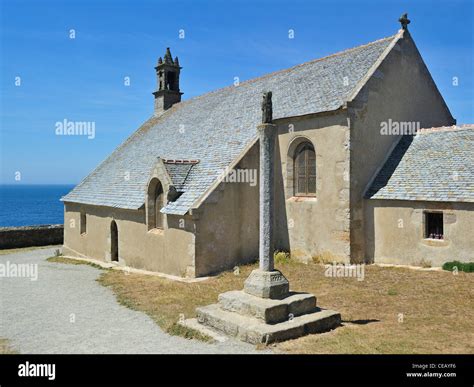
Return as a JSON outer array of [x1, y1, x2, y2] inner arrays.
[[0, 185, 75, 227]]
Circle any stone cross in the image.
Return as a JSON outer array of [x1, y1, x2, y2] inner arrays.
[[399, 13, 410, 30], [257, 114, 275, 271], [243, 91, 289, 299], [261, 91, 273, 124]]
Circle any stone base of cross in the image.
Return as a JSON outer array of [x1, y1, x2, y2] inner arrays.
[[244, 268, 289, 299]]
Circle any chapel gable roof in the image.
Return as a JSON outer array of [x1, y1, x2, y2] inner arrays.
[[62, 32, 401, 214]]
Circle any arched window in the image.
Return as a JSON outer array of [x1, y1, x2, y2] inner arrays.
[[294, 142, 316, 196], [147, 178, 165, 230]]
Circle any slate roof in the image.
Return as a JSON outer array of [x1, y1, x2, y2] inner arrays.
[[366, 126, 474, 203], [62, 33, 398, 215]]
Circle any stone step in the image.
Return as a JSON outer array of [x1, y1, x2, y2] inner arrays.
[[196, 303, 341, 345], [177, 318, 228, 343], [218, 290, 317, 324]]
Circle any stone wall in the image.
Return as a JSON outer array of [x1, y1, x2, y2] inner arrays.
[[274, 112, 351, 263], [194, 142, 260, 276], [63, 202, 195, 277], [0, 225, 64, 249], [365, 200, 474, 267], [349, 31, 455, 263]]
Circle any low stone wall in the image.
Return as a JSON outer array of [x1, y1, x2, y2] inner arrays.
[[0, 225, 63, 249]]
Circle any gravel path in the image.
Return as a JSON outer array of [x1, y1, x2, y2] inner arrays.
[[0, 247, 266, 354]]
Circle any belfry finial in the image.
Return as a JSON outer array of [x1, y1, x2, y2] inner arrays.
[[164, 47, 173, 64]]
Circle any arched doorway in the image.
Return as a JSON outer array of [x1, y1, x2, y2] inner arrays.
[[110, 220, 118, 262], [147, 178, 164, 230]]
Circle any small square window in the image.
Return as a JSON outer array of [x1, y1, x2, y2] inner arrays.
[[425, 212, 443, 239]]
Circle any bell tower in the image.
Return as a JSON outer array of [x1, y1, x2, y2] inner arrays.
[[153, 47, 183, 115]]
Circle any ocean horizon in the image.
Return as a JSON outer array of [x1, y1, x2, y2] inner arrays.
[[0, 184, 75, 227]]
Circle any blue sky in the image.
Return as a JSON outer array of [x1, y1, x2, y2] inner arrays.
[[1, 0, 472, 184]]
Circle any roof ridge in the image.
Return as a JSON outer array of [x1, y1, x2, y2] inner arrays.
[[178, 33, 399, 106], [418, 124, 474, 134], [162, 158, 200, 164]]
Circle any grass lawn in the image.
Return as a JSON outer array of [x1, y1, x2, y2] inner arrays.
[[49, 256, 474, 354], [275, 261, 473, 354]]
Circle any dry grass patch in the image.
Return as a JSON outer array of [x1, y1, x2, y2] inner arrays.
[[46, 256, 105, 270], [95, 259, 473, 353], [275, 261, 474, 354], [97, 264, 256, 341], [0, 338, 18, 354], [0, 245, 60, 256]]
